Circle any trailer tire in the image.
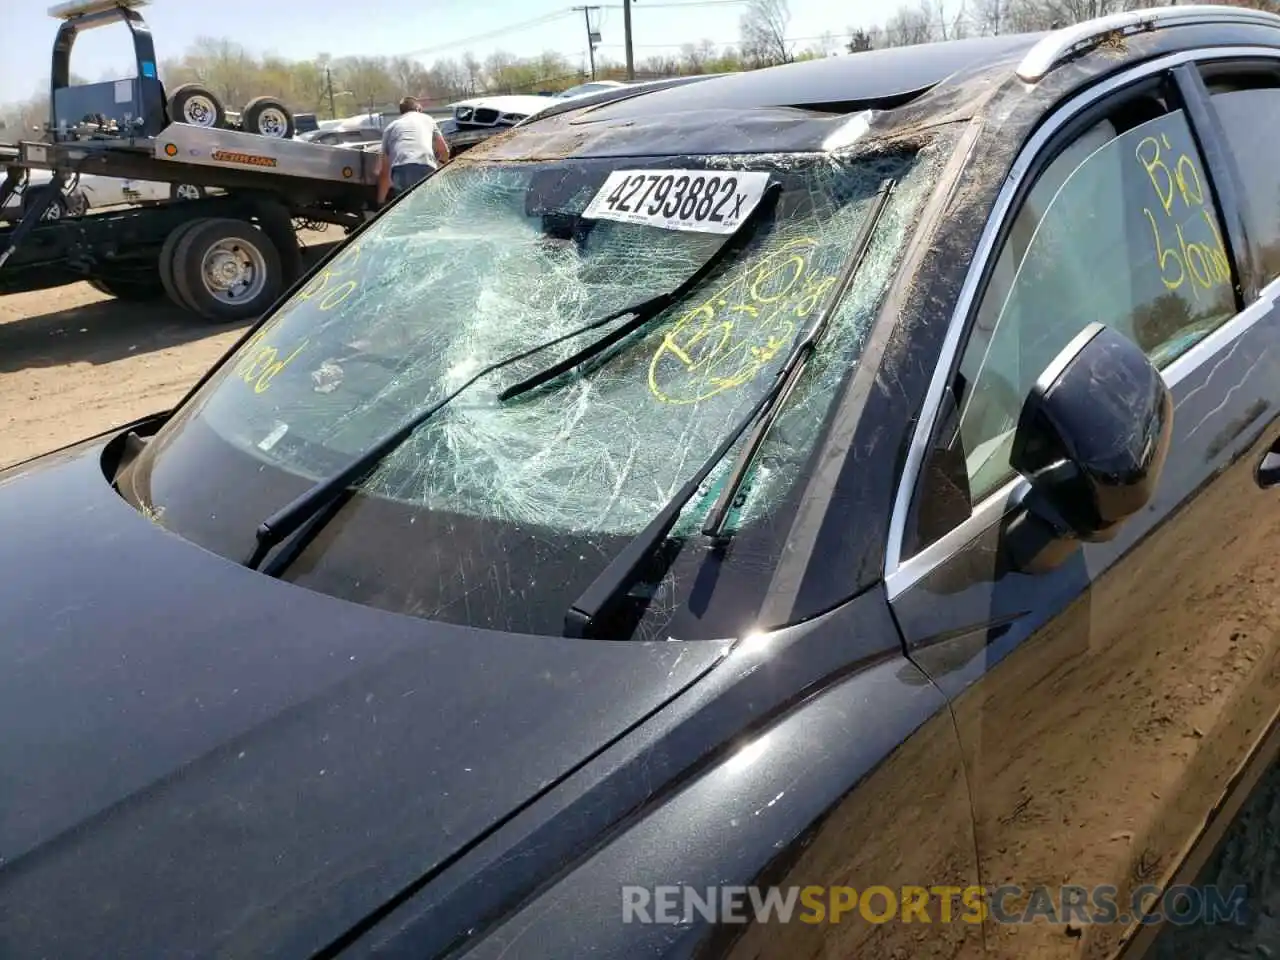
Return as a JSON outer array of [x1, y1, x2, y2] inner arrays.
[[172, 217, 284, 324], [169, 84, 227, 129], [241, 97, 295, 139], [88, 275, 167, 301], [159, 219, 204, 312]]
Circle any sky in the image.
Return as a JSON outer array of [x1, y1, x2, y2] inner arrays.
[[1, 0, 897, 104]]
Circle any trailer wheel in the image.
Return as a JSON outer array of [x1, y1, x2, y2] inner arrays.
[[170, 183, 206, 201], [88, 275, 167, 301], [172, 217, 284, 323], [241, 97, 296, 139], [169, 84, 227, 129]]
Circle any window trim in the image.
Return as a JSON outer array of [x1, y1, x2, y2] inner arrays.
[[884, 45, 1280, 602], [1170, 62, 1260, 302]]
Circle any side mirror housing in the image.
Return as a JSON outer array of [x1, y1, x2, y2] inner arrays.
[[1010, 322, 1173, 544]]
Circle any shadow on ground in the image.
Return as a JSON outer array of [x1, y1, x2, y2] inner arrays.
[[0, 241, 342, 373]]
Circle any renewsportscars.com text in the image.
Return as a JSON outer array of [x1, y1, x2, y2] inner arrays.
[[621, 883, 1250, 927]]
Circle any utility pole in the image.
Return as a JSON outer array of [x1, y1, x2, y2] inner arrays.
[[573, 5, 602, 79], [623, 0, 635, 80], [326, 66, 336, 119]]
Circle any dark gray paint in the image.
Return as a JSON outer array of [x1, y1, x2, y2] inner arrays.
[[0, 444, 726, 957]]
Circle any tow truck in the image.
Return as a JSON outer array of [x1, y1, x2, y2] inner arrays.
[[0, 0, 379, 322]]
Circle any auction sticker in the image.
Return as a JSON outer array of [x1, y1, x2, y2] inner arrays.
[[582, 169, 772, 234]]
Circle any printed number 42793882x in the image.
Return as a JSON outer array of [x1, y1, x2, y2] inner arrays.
[[583, 169, 772, 235]]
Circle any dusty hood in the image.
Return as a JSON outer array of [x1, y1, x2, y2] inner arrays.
[[0, 437, 727, 957]]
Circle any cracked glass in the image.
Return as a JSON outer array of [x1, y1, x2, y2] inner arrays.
[[134, 137, 951, 638]]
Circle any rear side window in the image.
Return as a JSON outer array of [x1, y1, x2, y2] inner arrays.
[[1206, 84, 1280, 283], [906, 103, 1237, 554]]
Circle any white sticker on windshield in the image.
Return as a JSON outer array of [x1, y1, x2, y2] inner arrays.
[[582, 169, 772, 234]]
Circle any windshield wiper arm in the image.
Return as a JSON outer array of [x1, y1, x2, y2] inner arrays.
[[563, 179, 896, 639], [244, 182, 782, 574], [701, 178, 895, 539], [498, 182, 783, 402]]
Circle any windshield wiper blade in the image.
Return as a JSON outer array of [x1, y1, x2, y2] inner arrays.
[[498, 182, 783, 402], [243, 182, 782, 574], [701, 178, 895, 539], [563, 178, 896, 639], [244, 310, 657, 572]]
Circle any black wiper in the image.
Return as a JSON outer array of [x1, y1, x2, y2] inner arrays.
[[563, 178, 895, 640], [498, 182, 783, 402], [701, 178, 895, 539], [243, 181, 782, 575]]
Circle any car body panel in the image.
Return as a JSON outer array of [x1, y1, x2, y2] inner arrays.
[[338, 589, 966, 958], [897, 293, 1280, 959], [884, 30, 1280, 960], [0, 443, 728, 956]]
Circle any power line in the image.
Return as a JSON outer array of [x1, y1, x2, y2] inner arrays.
[[394, 10, 577, 59]]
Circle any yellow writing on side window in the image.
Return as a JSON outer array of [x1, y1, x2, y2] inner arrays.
[[296, 243, 363, 312], [1134, 132, 1231, 298], [649, 237, 836, 405], [232, 325, 309, 395]]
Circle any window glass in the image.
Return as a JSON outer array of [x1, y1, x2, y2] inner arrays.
[[1208, 85, 1280, 283], [951, 108, 1235, 502]]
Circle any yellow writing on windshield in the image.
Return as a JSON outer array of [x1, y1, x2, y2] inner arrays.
[[296, 242, 363, 312], [1135, 132, 1230, 298], [649, 237, 836, 405], [232, 325, 309, 394]]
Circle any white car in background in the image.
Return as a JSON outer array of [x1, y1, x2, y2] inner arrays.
[[0, 167, 208, 223], [447, 80, 631, 152]]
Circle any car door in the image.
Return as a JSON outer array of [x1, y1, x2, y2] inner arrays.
[[886, 57, 1280, 959]]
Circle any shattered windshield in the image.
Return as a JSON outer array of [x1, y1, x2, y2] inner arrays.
[[131, 138, 950, 639]]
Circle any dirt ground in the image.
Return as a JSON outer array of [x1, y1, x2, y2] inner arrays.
[[0, 232, 337, 470]]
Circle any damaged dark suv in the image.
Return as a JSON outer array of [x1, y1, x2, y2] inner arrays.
[[6, 7, 1280, 959]]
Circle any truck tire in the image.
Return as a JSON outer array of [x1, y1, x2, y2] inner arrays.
[[88, 275, 167, 301], [159, 219, 204, 312], [169, 84, 227, 129], [171, 217, 284, 324], [241, 96, 295, 139]]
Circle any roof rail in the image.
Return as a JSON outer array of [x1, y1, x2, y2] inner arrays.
[[1016, 4, 1280, 82]]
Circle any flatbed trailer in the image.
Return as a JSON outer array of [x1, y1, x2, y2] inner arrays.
[[0, 0, 380, 322]]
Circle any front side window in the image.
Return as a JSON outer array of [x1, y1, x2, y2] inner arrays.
[[1205, 79, 1280, 283], [122, 136, 954, 638], [946, 104, 1234, 508]]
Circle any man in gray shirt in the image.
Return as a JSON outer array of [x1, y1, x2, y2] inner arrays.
[[377, 97, 450, 204]]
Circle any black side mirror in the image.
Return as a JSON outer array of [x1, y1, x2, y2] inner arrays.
[[1010, 322, 1173, 547]]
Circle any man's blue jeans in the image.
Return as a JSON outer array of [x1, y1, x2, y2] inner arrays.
[[390, 162, 434, 196]]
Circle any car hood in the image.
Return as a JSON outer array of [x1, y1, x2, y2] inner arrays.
[[0, 436, 728, 957], [453, 94, 554, 117]]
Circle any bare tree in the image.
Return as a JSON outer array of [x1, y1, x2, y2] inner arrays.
[[971, 0, 1005, 34], [680, 39, 718, 74], [739, 0, 792, 67], [846, 26, 876, 52], [883, 6, 935, 46]]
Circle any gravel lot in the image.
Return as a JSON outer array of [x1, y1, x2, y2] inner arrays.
[[0, 233, 336, 470]]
